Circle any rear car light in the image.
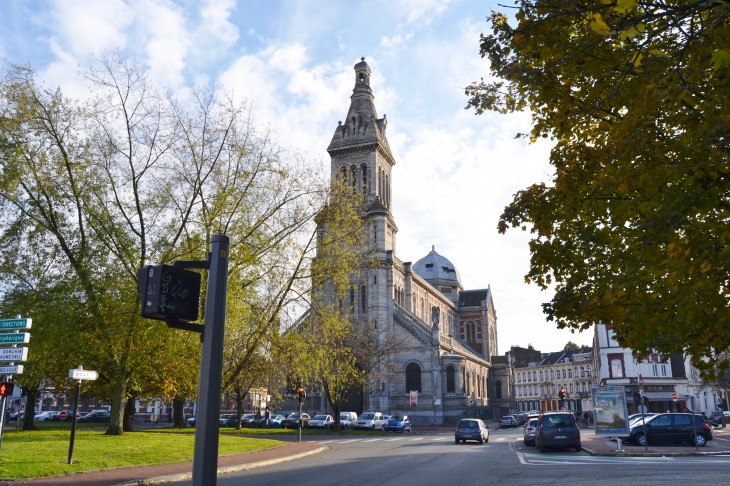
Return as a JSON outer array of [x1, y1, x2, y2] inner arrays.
[[703, 423, 711, 431], [476, 429, 481, 433]]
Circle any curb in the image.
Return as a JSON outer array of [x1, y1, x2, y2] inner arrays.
[[581, 445, 730, 457], [112, 445, 328, 486]]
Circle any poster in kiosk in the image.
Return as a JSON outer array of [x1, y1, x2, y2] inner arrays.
[[592, 386, 630, 437]]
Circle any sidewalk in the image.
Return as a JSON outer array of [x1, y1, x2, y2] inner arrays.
[[581, 427, 730, 456], [0, 441, 325, 486]]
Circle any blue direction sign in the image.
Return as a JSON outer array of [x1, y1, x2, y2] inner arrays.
[[0, 318, 31, 330], [0, 333, 30, 344]]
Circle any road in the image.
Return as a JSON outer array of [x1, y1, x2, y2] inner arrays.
[[168, 426, 730, 485]]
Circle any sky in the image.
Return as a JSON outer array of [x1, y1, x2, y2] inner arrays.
[[0, 0, 594, 353]]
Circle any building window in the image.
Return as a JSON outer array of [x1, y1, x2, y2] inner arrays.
[[610, 360, 623, 378], [361, 164, 368, 193], [540, 371, 543, 381], [446, 366, 455, 394], [349, 288, 355, 314], [562, 370, 566, 378], [581, 367, 585, 377], [360, 285, 367, 314], [661, 364, 667, 377], [569, 384, 573, 393], [495, 380, 503, 399], [550, 371, 554, 380], [552, 385, 556, 394], [406, 363, 422, 393], [533, 371, 537, 381], [568, 369, 572, 378]]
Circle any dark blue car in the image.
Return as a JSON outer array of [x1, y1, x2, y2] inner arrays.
[[385, 415, 412, 433]]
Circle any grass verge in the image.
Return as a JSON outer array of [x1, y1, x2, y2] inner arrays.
[[0, 428, 281, 479]]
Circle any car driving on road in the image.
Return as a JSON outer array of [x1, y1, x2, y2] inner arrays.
[[535, 412, 581, 452], [455, 418, 489, 444]]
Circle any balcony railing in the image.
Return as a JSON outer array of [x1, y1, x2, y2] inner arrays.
[[393, 303, 431, 337]]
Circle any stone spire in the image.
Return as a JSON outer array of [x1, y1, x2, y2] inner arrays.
[[327, 57, 393, 161]]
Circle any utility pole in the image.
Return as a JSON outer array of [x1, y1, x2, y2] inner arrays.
[[191, 235, 230, 486]]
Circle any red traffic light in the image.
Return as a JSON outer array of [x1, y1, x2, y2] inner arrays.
[[0, 382, 14, 396]]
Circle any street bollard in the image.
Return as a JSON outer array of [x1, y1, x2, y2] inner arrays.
[[616, 438, 623, 452]]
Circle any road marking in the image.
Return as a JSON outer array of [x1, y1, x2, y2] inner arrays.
[[410, 437, 424, 441], [385, 438, 404, 442], [716, 437, 729, 441], [362, 438, 383, 443], [431, 437, 447, 441], [496, 437, 505, 441]]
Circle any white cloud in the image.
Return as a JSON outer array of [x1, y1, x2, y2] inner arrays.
[[397, 0, 456, 25], [381, 33, 414, 51]]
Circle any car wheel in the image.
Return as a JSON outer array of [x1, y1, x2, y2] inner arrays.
[[635, 433, 647, 447], [479, 437, 484, 444], [574, 443, 582, 452], [693, 434, 707, 447], [538, 440, 545, 453], [523, 438, 528, 445], [455, 438, 459, 444]]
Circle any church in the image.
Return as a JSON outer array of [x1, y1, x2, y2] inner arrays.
[[322, 58, 503, 425]]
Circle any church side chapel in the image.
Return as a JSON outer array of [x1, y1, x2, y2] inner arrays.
[[320, 58, 502, 425]]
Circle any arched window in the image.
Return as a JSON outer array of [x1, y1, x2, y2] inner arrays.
[[349, 288, 355, 314], [466, 321, 476, 342], [540, 371, 543, 381], [361, 164, 368, 193], [466, 371, 470, 395], [360, 285, 367, 314], [495, 380, 503, 399], [339, 166, 347, 183], [351, 166, 357, 189], [484, 377, 488, 398], [446, 366, 455, 394], [351, 116, 357, 135], [386, 175, 390, 207], [405, 363, 422, 393], [378, 169, 383, 198]]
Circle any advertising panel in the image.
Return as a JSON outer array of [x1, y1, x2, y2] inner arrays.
[[592, 386, 630, 436]]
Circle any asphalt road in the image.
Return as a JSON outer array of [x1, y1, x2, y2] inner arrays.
[[168, 427, 730, 485]]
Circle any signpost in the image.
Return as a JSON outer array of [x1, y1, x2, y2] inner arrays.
[[561, 406, 569, 412], [0, 315, 31, 451], [67, 366, 98, 464], [685, 395, 700, 452], [671, 392, 679, 401], [59, 411, 68, 420]]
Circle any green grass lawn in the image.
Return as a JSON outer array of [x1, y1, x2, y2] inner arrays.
[[0, 428, 282, 479]]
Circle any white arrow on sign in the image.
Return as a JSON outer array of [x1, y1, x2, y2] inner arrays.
[[69, 369, 98, 381], [0, 365, 23, 374], [0, 347, 28, 363]]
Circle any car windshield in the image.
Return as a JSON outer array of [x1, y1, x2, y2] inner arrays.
[[501, 416, 513, 420], [313, 415, 327, 420], [528, 419, 537, 427], [340, 415, 349, 420], [459, 420, 479, 428], [390, 416, 403, 421], [360, 413, 375, 420], [288, 413, 299, 419], [543, 415, 574, 427]]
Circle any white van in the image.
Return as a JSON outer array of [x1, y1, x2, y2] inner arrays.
[[340, 412, 358, 429]]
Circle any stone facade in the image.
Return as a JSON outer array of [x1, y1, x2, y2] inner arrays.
[[318, 59, 502, 425]]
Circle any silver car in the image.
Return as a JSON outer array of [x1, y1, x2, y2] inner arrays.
[[354, 412, 386, 430], [523, 418, 538, 445]]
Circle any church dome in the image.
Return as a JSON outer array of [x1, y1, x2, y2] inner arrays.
[[413, 246, 461, 285]]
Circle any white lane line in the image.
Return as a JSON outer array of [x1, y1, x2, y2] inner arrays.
[[496, 437, 506, 441], [509, 441, 527, 465], [410, 437, 424, 441], [385, 438, 404, 442], [362, 438, 383, 443]]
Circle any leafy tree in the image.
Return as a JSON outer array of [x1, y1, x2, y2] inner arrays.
[[467, 0, 730, 374], [563, 341, 581, 351]]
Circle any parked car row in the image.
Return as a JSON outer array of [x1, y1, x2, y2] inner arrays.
[[187, 411, 379, 430]]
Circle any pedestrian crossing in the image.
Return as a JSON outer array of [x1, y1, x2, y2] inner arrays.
[[315, 435, 455, 446]]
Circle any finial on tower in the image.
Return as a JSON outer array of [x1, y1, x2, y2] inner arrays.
[[361, 57, 365, 62]]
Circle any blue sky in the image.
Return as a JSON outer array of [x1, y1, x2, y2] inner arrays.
[[1, 0, 593, 352]]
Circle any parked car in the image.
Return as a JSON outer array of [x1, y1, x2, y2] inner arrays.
[[500, 415, 518, 428], [266, 414, 286, 427], [282, 413, 311, 429], [308, 414, 334, 429], [535, 412, 581, 452], [516, 414, 527, 426], [34, 411, 53, 422], [385, 415, 412, 433], [252, 415, 267, 427], [354, 412, 386, 431], [629, 413, 712, 447], [523, 417, 538, 445], [339, 412, 357, 429], [455, 418, 489, 444], [219, 414, 237, 427], [240, 414, 257, 427], [49, 411, 75, 422], [187, 416, 196, 427], [7, 411, 24, 421], [77, 409, 111, 423]]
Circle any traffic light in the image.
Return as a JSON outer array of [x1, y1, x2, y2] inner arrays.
[[0, 382, 14, 396], [558, 388, 566, 401], [297, 386, 306, 403]]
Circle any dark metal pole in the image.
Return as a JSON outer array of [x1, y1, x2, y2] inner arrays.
[[0, 395, 7, 451], [68, 380, 81, 464], [192, 235, 229, 486], [298, 400, 303, 443], [692, 396, 698, 452], [641, 395, 647, 451]]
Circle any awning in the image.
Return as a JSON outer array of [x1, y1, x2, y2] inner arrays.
[[642, 392, 675, 401]]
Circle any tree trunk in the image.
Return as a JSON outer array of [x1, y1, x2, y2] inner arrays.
[[333, 404, 341, 432], [105, 372, 128, 435], [123, 396, 136, 432], [235, 396, 243, 429], [172, 396, 186, 428], [22, 386, 38, 431]]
